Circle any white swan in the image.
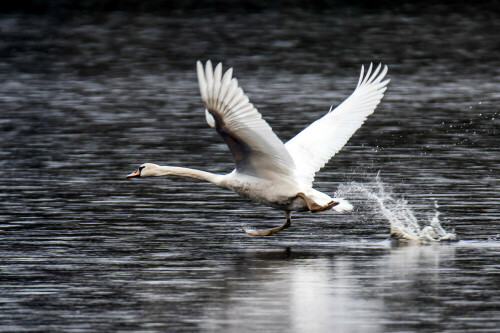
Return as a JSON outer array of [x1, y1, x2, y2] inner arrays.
[[127, 61, 389, 236]]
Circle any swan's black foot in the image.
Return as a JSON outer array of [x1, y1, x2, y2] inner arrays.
[[245, 211, 291, 236]]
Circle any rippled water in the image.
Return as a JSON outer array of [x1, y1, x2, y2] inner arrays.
[[1, 9, 499, 332]]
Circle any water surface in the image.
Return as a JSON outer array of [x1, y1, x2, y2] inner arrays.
[[0, 10, 499, 332]]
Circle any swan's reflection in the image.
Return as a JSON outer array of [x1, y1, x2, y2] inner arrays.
[[202, 248, 384, 332], [201, 244, 456, 332], [290, 258, 383, 332]]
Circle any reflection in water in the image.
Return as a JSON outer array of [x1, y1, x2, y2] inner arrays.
[[377, 243, 457, 332], [202, 249, 384, 332], [199, 244, 463, 332], [291, 259, 383, 333], [202, 242, 495, 332]]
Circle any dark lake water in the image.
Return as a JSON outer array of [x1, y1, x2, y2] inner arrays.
[[1, 9, 499, 332]]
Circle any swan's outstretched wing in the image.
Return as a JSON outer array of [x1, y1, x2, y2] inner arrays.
[[285, 63, 389, 187], [197, 60, 296, 181]]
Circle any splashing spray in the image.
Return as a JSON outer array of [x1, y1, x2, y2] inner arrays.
[[335, 173, 457, 242]]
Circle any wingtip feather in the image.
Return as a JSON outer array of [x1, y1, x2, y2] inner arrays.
[[361, 62, 373, 85], [214, 62, 222, 79], [197, 61, 207, 101], [205, 60, 213, 83], [368, 63, 382, 84], [357, 65, 365, 87], [374, 65, 389, 84]]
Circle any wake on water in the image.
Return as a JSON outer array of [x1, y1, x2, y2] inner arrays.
[[334, 173, 457, 242]]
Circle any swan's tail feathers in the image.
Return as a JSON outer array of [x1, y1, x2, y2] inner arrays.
[[332, 198, 353, 213]]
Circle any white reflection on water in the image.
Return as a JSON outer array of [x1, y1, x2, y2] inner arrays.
[[291, 259, 383, 332], [200, 250, 382, 332], [383, 242, 456, 276], [201, 244, 461, 332]]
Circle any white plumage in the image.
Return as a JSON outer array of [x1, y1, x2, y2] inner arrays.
[[196, 61, 296, 181], [286, 63, 389, 187], [127, 60, 390, 236]]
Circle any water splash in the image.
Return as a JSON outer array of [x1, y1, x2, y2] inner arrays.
[[335, 173, 457, 242]]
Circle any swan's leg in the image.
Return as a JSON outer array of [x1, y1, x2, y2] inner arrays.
[[245, 211, 291, 236], [296, 192, 338, 212]]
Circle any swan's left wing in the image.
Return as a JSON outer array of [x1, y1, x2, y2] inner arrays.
[[197, 60, 296, 181], [285, 63, 389, 187]]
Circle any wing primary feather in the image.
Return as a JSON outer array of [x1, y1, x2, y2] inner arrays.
[[226, 88, 246, 110], [220, 78, 238, 115], [368, 63, 382, 84], [217, 68, 233, 111], [196, 61, 208, 101], [223, 80, 241, 108], [361, 62, 373, 85], [373, 66, 388, 84], [357, 65, 365, 87], [231, 97, 251, 112], [213, 63, 222, 108], [205, 60, 214, 105]]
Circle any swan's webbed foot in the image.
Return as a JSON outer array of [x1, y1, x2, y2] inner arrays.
[[245, 211, 291, 236], [296, 192, 338, 212]]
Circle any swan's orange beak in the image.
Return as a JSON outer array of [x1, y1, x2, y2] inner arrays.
[[126, 169, 141, 178]]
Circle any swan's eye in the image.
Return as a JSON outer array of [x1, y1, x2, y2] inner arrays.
[[139, 166, 145, 171]]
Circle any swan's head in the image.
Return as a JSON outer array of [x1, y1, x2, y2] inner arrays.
[[126, 163, 161, 178]]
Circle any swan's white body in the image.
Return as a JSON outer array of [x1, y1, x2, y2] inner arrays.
[[127, 61, 389, 235]]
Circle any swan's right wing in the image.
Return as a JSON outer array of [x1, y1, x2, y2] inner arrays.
[[197, 60, 296, 181], [285, 64, 389, 187]]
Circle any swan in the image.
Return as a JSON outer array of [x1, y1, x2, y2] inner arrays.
[[126, 60, 389, 236]]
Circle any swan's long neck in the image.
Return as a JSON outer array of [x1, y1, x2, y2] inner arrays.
[[152, 166, 223, 186]]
